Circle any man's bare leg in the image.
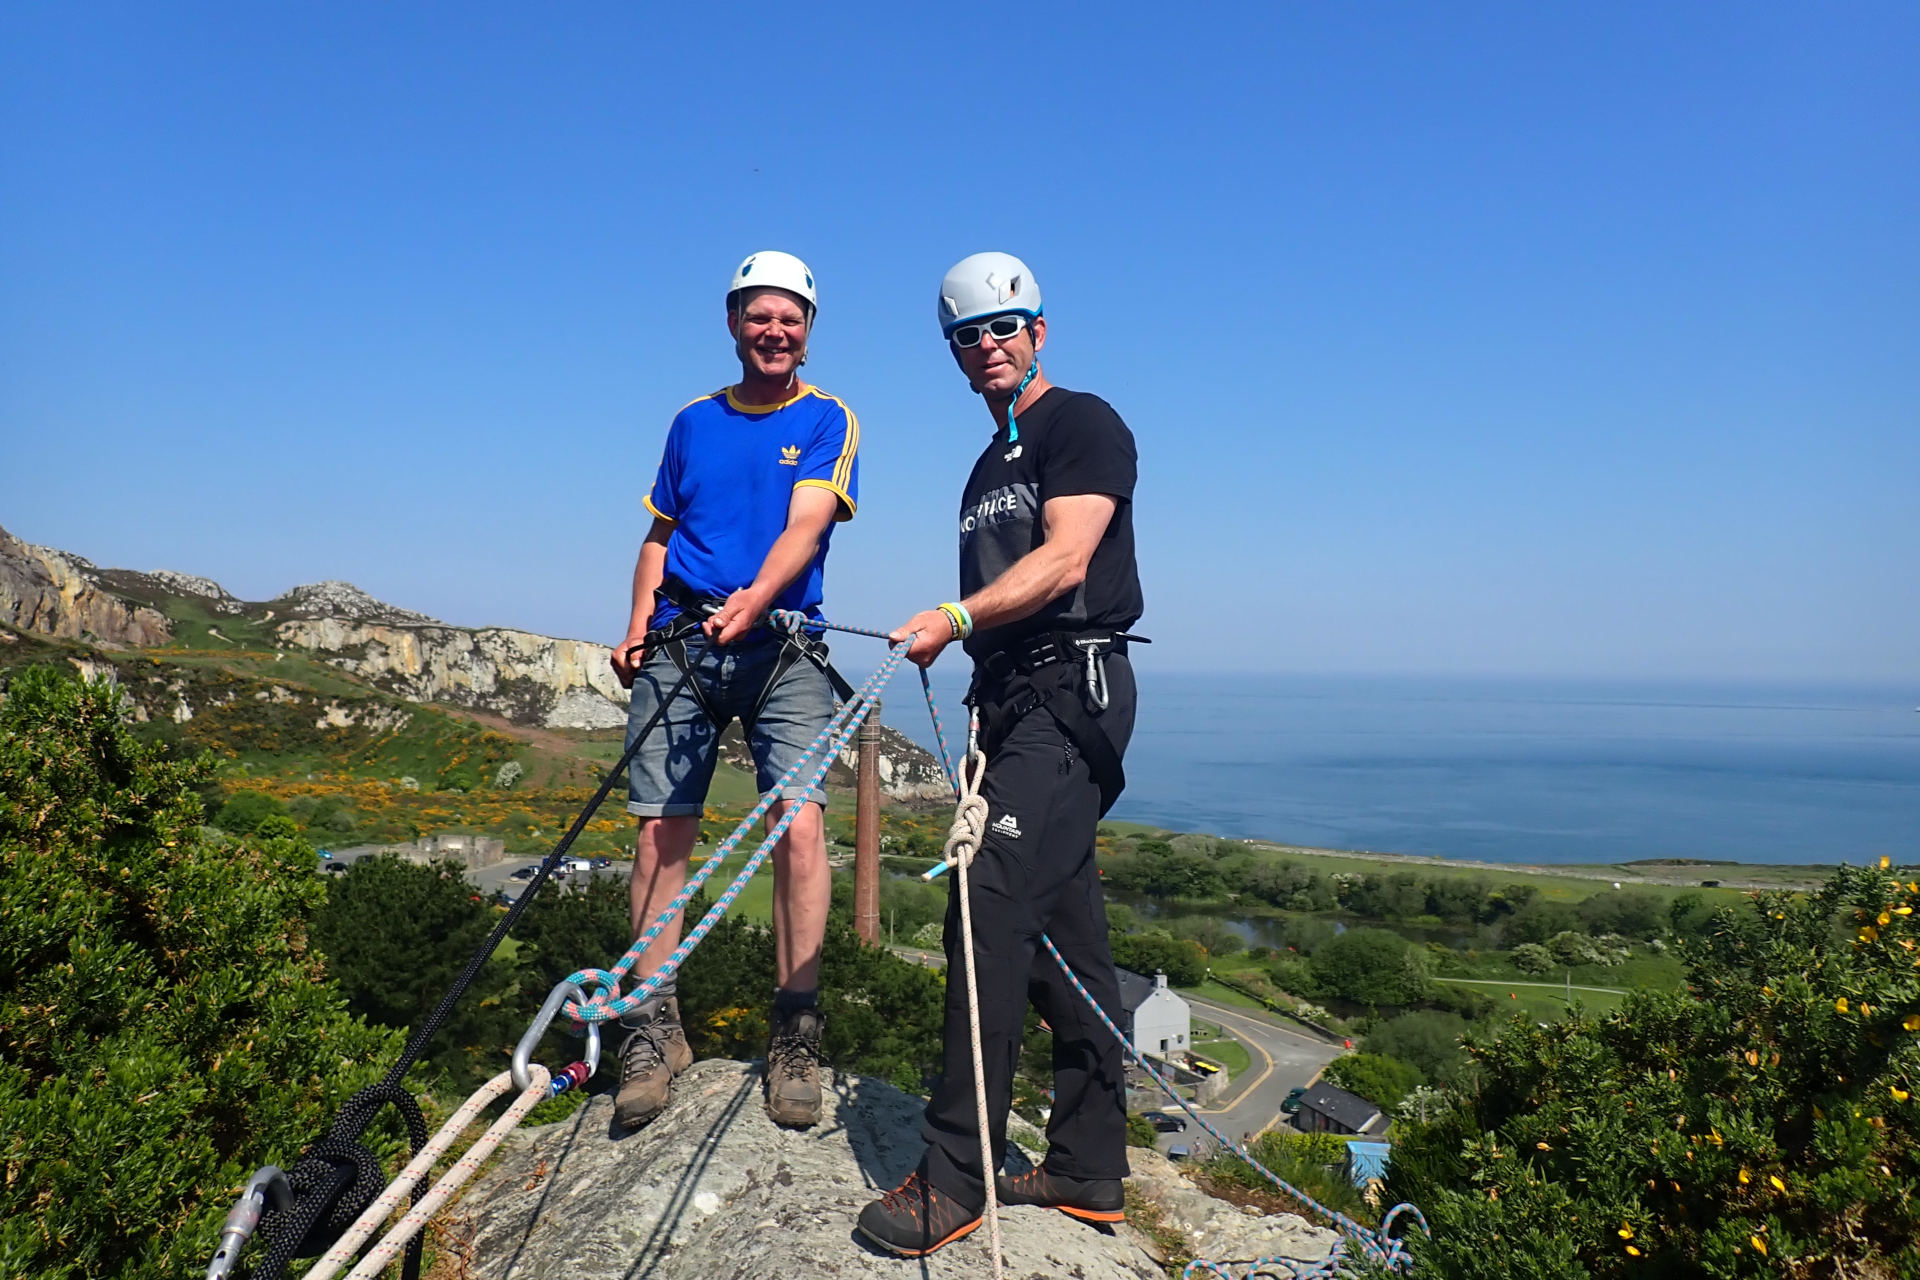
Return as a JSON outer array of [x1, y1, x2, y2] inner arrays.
[[767, 799, 829, 989], [629, 813, 701, 973], [614, 813, 701, 1130], [765, 798, 829, 1127]]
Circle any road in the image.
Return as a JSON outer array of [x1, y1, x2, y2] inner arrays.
[[1150, 993, 1343, 1157]]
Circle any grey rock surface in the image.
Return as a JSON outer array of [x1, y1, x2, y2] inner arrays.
[[1124, 1149, 1339, 1269], [454, 1060, 1171, 1280]]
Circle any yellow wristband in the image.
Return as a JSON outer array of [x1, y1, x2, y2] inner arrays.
[[938, 602, 973, 640]]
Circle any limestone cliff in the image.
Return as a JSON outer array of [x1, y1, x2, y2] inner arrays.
[[450, 1060, 1337, 1280], [0, 525, 173, 648], [274, 615, 631, 730]]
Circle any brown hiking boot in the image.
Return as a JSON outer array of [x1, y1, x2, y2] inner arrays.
[[996, 1165, 1126, 1223], [856, 1171, 983, 1257], [763, 1005, 824, 1128], [612, 995, 693, 1130]]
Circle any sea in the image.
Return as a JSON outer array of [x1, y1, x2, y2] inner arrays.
[[875, 671, 1920, 867]]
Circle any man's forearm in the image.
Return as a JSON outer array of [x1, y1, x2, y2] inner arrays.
[[959, 541, 1087, 632], [743, 526, 824, 609], [628, 541, 669, 634]]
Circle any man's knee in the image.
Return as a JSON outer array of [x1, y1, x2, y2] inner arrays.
[[768, 800, 825, 857]]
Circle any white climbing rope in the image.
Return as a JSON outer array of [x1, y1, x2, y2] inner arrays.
[[302, 1066, 550, 1280], [940, 716, 1004, 1280]]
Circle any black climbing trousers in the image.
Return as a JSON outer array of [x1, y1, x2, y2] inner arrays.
[[921, 653, 1136, 1201]]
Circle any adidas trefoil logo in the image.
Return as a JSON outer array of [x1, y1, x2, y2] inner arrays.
[[990, 811, 1022, 839], [779, 445, 801, 466]]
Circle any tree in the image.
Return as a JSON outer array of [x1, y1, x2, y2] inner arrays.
[[0, 667, 400, 1279], [310, 854, 521, 1088], [1323, 1052, 1425, 1111], [1309, 928, 1427, 1006], [1167, 915, 1246, 957], [1110, 930, 1208, 987], [1387, 863, 1920, 1276]]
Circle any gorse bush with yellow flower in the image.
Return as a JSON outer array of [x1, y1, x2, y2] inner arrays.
[[1386, 861, 1920, 1278]]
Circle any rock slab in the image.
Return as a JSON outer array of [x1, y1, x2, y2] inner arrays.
[[455, 1060, 1168, 1280]]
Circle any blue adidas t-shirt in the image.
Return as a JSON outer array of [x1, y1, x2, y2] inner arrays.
[[645, 384, 860, 630]]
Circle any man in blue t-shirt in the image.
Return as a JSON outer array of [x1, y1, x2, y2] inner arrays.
[[607, 250, 859, 1132]]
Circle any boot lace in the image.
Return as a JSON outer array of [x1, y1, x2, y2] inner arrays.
[[881, 1172, 933, 1215], [619, 1020, 668, 1082]]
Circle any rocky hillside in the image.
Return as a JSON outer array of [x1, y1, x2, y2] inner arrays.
[[452, 1059, 1337, 1280], [0, 524, 951, 801], [0, 525, 173, 647]]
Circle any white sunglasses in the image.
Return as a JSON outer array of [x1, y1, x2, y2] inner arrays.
[[949, 314, 1030, 349]]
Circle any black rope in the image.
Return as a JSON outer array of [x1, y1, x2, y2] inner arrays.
[[243, 620, 713, 1280]]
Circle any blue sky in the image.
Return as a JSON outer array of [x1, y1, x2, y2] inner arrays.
[[2, 4, 1914, 681]]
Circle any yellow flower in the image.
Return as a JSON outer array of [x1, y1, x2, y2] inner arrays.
[[1625, 1244, 1641, 1257], [1880, 911, 1894, 926], [1738, 1168, 1751, 1184], [1751, 1235, 1768, 1256], [1898, 906, 1914, 916], [1618, 1224, 1635, 1240], [1836, 997, 1850, 1013], [1881, 856, 1892, 869], [1708, 1128, 1724, 1146], [1894, 1087, 1911, 1103], [1905, 1014, 1920, 1032]]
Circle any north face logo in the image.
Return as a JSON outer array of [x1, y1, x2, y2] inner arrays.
[[991, 812, 1021, 839]]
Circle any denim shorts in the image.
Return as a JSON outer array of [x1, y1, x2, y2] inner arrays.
[[623, 635, 837, 817]]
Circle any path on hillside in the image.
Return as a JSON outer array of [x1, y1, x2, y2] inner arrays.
[[1439, 976, 1628, 995]]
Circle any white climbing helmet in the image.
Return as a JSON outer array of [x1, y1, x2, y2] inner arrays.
[[937, 251, 1042, 337], [728, 250, 817, 319]]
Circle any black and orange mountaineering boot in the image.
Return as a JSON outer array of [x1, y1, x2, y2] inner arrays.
[[995, 1166, 1126, 1223], [855, 1171, 983, 1257]]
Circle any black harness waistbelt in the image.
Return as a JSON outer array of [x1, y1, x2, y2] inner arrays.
[[971, 627, 1148, 818]]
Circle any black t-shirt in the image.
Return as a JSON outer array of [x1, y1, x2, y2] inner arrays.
[[957, 387, 1144, 657]]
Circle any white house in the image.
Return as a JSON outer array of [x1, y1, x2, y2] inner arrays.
[[1116, 968, 1191, 1057]]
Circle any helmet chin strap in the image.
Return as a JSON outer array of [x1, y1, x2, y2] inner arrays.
[[1002, 358, 1038, 444]]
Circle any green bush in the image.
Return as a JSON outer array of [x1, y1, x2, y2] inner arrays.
[[1111, 930, 1208, 987], [1324, 1051, 1425, 1110], [1510, 941, 1554, 974], [0, 667, 400, 1279], [1203, 1129, 1372, 1222], [1126, 1112, 1159, 1148], [1387, 863, 1920, 1276], [1363, 1011, 1475, 1088], [215, 787, 286, 834]]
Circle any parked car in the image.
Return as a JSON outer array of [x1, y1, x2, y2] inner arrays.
[[495, 889, 520, 907], [509, 866, 538, 882], [324, 861, 348, 874], [1147, 1112, 1187, 1133], [1281, 1086, 1307, 1115], [1167, 1145, 1191, 1161], [593, 856, 613, 868]]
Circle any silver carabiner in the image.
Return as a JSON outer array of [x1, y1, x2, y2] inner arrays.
[[512, 980, 603, 1093], [1076, 640, 1110, 711], [205, 1166, 291, 1280]]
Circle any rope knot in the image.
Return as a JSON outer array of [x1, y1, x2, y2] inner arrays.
[[937, 748, 990, 872]]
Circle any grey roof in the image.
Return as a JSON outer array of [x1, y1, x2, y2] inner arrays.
[[1297, 1082, 1382, 1132], [1114, 967, 1156, 1013]]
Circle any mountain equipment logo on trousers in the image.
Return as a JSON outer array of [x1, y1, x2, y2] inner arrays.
[[991, 811, 1022, 839]]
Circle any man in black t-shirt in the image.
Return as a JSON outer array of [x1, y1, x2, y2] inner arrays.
[[858, 253, 1145, 1258]]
